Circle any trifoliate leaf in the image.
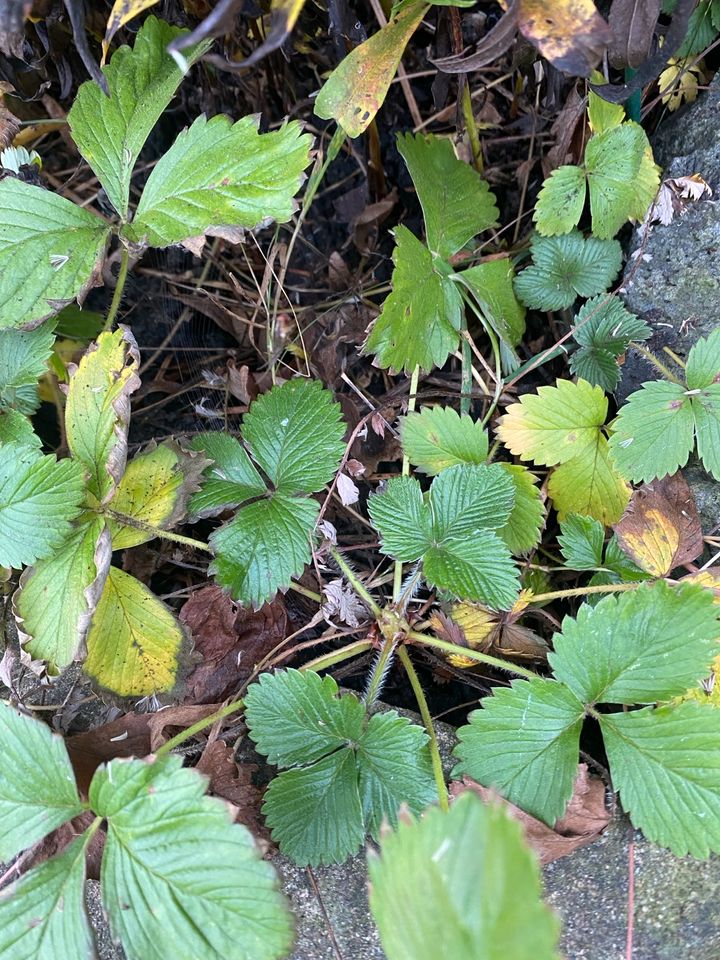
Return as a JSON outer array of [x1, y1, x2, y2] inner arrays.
[[69, 17, 210, 217], [608, 380, 694, 482], [497, 464, 544, 555], [364, 226, 463, 373], [0, 443, 86, 568], [453, 678, 585, 825], [17, 519, 111, 671], [547, 434, 630, 525], [459, 256, 526, 350], [513, 232, 622, 311], [533, 164, 587, 236], [685, 326, 720, 389], [242, 378, 345, 494], [65, 326, 141, 503], [244, 669, 365, 767], [585, 123, 657, 238], [369, 465, 520, 607], [0, 179, 110, 330], [84, 566, 191, 698], [558, 514, 605, 570], [497, 378, 607, 466], [357, 710, 436, 836], [550, 581, 720, 705], [0, 835, 93, 959], [313, 3, 427, 138], [123, 115, 312, 248], [108, 440, 207, 549], [0, 700, 84, 861], [600, 702, 720, 857], [188, 432, 265, 518], [90, 754, 293, 959], [210, 494, 318, 607], [368, 792, 561, 960], [0, 321, 55, 414], [569, 295, 651, 391], [396, 132, 498, 259], [262, 750, 364, 866], [400, 406, 489, 475]]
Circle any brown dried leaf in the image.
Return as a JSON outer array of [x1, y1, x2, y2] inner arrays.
[[23, 811, 105, 881], [147, 703, 222, 752], [608, 0, 660, 69], [433, 1, 519, 73], [66, 712, 152, 793], [196, 739, 267, 840], [0, 81, 20, 149], [613, 472, 703, 578], [180, 585, 290, 703], [0, 0, 31, 58], [452, 764, 609, 864], [518, 0, 612, 77]]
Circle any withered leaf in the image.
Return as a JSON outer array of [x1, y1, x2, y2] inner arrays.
[[614, 472, 704, 578], [196, 739, 268, 841], [433, 1, 519, 74], [66, 712, 152, 793], [517, 0, 612, 77], [607, 0, 660, 69], [147, 703, 222, 752]]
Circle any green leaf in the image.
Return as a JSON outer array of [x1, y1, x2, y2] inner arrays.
[[608, 380, 694, 482], [368, 792, 560, 960], [188, 432, 265, 518], [242, 379, 346, 494], [396, 132, 498, 259], [0, 443, 86, 568], [400, 406, 489, 475], [367, 475, 434, 561], [533, 164, 587, 236], [601, 535, 649, 582], [585, 123, 656, 239], [262, 750, 365, 866], [458, 257, 526, 350], [691, 385, 720, 480], [0, 409, 40, 446], [0, 321, 56, 414], [124, 115, 312, 248], [497, 378, 608, 466], [549, 581, 720, 705], [108, 440, 207, 549], [84, 566, 191, 698], [677, 0, 718, 56], [16, 518, 111, 672], [357, 710, 435, 835], [685, 327, 720, 389], [65, 327, 141, 503], [0, 835, 93, 959], [424, 532, 521, 610], [453, 678, 585, 825], [244, 669, 365, 767], [0, 700, 84, 861], [91, 754, 293, 959], [364, 226, 463, 373], [513, 232, 622, 311], [601, 702, 720, 857], [570, 295, 651, 391], [547, 435, 630, 526], [430, 461, 516, 536], [558, 513, 605, 570], [0, 179, 110, 330], [210, 494, 318, 607], [68, 17, 209, 217], [497, 464, 544, 555]]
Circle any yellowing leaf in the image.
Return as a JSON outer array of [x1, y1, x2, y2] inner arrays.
[[497, 379, 607, 467], [65, 326, 141, 505], [613, 473, 704, 577], [659, 57, 701, 112], [547, 435, 630, 525], [314, 3, 428, 138], [85, 566, 190, 698], [108, 440, 208, 549], [675, 570, 720, 707], [517, 0, 612, 77], [103, 0, 162, 63]]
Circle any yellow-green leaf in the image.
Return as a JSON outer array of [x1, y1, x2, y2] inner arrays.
[[517, 0, 611, 77], [548, 436, 630, 525], [314, 3, 428, 138], [108, 440, 208, 549], [65, 326, 141, 504], [103, 0, 162, 62], [85, 566, 190, 698]]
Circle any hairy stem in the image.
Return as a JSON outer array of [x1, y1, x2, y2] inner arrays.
[[529, 581, 641, 603], [364, 634, 398, 710], [398, 646, 449, 811], [630, 343, 684, 385], [155, 698, 247, 758], [103, 509, 212, 553], [300, 640, 374, 673], [104, 244, 130, 333], [408, 630, 537, 680]]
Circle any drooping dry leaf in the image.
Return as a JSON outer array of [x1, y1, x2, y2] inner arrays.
[[322, 578, 369, 627], [433, 1, 518, 73], [607, 0, 660, 69], [517, 0, 612, 77], [637, 173, 712, 242], [0, 81, 20, 149], [196, 739, 268, 841], [147, 703, 223, 752], [613, 472, 703, 577], [452, 764, 610, 864], [180, 585, 290, 703], [336, 471, 359, 506]]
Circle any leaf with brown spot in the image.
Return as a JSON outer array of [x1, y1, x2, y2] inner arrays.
[[314, 3, 429, 138], [613, 472, 703, 578], [180, 585, 290, 703], [518, 0, 612, 77], [451, 764, 610, 864]]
